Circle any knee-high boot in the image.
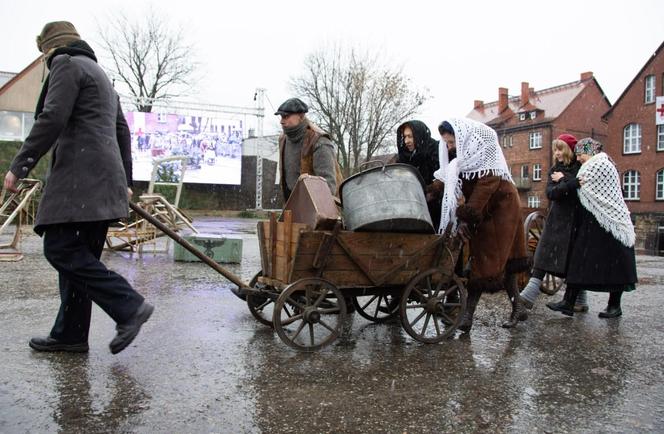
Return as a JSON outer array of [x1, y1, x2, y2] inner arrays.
[[502, 273, 528, 328], [459, 289, 481, 333]]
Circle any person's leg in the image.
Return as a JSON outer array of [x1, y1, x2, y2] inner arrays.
[[502, 273, 528, 328], [574, 290, 589, 313], [599, 290, 623, 318], [519, 268, 545, 308], [546, 286, 579, 317], [458, 288, 481, 333]]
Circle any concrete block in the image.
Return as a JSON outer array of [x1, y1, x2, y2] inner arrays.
[[174, 233, 242, 263]]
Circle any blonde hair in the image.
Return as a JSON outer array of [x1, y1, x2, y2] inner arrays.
[[552, 139, 574, 165]]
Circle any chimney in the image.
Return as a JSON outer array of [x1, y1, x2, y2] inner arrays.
[[474, 100, 484, 110], [498, 87, 509, 112], [521, 82, 530, 106], [580, 71, 593, 81]]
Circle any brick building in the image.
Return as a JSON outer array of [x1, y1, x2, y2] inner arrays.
[[602, 40, 664, 255], [467, 73, 610, 209]]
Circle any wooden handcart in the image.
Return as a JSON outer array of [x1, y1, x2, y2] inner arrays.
[[244, 211, 467, 351]]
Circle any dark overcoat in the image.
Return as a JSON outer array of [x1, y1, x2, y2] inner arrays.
[[532, 160, 581, 276], [9, 50, 131, 233]]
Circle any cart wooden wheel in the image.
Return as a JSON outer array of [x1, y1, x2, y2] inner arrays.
[[352, 293, 400, 323], [399, 270, 467, 343], [246, 271, 277, 327], [273, 278, 346, 351], [523, 211, 565, 295]]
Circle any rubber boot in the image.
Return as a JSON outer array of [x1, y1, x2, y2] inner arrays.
[[458, 289, 480, 333], [546, 288, 578, 317], [503, 273, 528, 328]]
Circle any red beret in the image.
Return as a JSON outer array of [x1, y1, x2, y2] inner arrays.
[[557, 134, 578, 152]]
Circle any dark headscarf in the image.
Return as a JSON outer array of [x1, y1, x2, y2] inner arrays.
[[396, 120, 440, 184]]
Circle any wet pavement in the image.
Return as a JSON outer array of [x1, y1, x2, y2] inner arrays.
[[1, 217, 664, 433]]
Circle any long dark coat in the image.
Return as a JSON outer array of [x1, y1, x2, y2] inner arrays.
[[9, 45, 131, 234], [532, 159, 581, 277], [565, 205, 637, 292]]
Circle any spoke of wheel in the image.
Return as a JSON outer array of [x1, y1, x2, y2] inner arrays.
[[406, 303, 427, 309], [311, 290, 328, 308], [433, 316, 442, 336], [409, 309, 427, 327], [438, 312, 454, 324], [373, 296, 383, 318], [318, 318, 337, 333], [361, 295, 379, 311], [309, 323, 315, 346], [254, 298, 271, 311], [291, 320, 306, 340], [281, 312, 304, 326], [421, 313, 432, 335], [443, 302, 462, 308], [283, 305, 294, 318], [432, 279, 445, 298], [286, 296, 306, 311], [424, 277, 433, 296], [319, 306, 341, 314]]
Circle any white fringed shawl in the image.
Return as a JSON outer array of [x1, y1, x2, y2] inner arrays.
[[433, 118, 513, 234], [577, 152, 635, 247]]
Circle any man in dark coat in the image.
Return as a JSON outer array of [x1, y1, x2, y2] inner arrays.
[[396, 120, 441, 229], [276, 97, 344, 201], [3, 21, 153, 354]]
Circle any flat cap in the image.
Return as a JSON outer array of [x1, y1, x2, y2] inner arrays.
[[274, 98, 308, 115]]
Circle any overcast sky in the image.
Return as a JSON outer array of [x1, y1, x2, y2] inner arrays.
[[2, 0, 663, 137]]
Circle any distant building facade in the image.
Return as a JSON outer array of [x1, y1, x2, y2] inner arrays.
[[0, 57, 42, 141], [467, 72, 610, 210], [602, 40, 664, 255]]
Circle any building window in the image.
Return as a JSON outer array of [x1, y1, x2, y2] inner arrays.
[[529, 131, 542, 149], [623, 124, 642, 154], [529, 111, 537, 120], [519, 113, 526, 121], [157, 113, 168, 123], [521, 165, 529, 179], [645, 75, 656, 104], [657, 170, 664, 200], [623, 170, 640, 200], [533, 164, 542, 181], [527, 195, 540, 208], [658, 125, 664, 151]]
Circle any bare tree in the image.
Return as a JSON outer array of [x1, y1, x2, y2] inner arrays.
[[291, 45, 427, 177], [97, 9, 197, 112]]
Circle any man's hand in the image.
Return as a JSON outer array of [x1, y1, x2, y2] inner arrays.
[[4, 171, 18, 193], [457, 221, 473, 242]]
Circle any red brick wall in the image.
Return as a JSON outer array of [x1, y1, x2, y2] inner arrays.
[[604, 45, 664, 214]]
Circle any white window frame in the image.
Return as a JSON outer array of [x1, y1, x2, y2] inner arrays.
[[623, 124, 642, 154], [533, 163, 542, 181], [657, 170, 664, 201], [658, 125, 664, 151], [645, 75, 656, 104], [519, 113, 526, 121], [623, 170, 640, 200], [527, 195, 540, 208], [529, 131, 542, 149], [529, 111, 537, 120]]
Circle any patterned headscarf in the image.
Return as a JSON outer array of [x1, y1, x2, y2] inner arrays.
[[575, 137, 603, 156], [433, 118, 513, 234]]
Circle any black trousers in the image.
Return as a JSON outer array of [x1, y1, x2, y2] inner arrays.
[[42, 221, 144, 343]]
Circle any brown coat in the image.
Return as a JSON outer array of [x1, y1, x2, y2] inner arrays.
[[278, 120, 344, 199], [456, 175, 528, 292]]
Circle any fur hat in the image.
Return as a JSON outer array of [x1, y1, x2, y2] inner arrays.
[[557, 133, 578, 153], [36, 21, 80, 53]]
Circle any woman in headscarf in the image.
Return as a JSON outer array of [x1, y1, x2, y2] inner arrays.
[[547, 138, 637, 318], [396, 120, 441, 228], [434, 118, 529, 332]]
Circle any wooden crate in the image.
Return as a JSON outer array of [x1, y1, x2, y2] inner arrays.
[[257, 211, 309, 283]]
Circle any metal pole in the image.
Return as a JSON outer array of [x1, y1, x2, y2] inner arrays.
[[128, 202, 249, 290]]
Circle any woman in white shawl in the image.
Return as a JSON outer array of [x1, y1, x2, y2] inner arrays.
[[547, 138, 637, 318], [434, 118, 529, 332]]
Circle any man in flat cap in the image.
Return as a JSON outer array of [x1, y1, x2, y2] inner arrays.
[[3, 21, 153, 355], [276, 97, 343, 200]]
